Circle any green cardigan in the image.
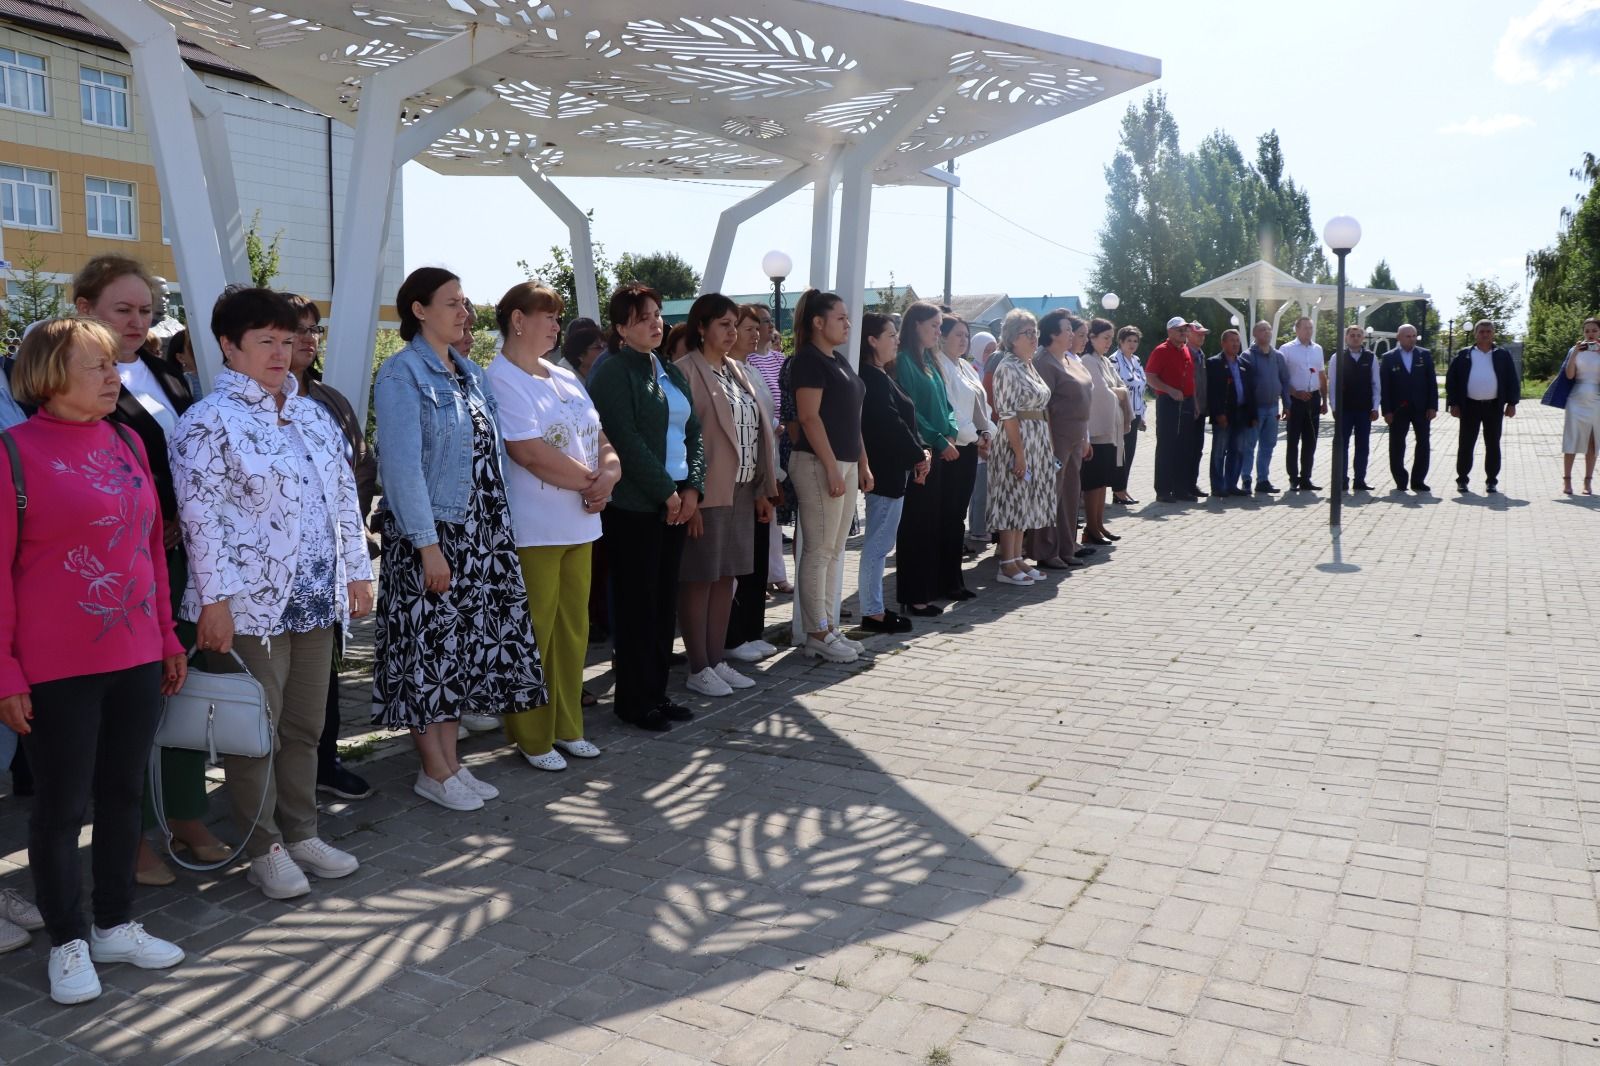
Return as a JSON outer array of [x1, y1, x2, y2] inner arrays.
[[588, 345, 706, 513], [895, 351, 959, 453]]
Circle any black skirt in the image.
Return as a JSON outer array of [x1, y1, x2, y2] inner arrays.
[[1079, 442, 1118, 490]]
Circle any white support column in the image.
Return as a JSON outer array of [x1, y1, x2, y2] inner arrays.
[[809, 147, 843, 289], [323, 28, 519, 421], [508, 157, 599, 322], [700, 165, 814, 296], [72, 0, 232, 389], [183, 68, 248, 286]]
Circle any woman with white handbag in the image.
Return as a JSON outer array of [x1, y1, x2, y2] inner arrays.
[[0, 319, 189, 1005], [168, 289, 375, 902]]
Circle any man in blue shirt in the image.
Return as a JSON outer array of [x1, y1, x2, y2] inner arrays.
[[1204, 329, 1258, 497], [1240, 322, 1289, 493]]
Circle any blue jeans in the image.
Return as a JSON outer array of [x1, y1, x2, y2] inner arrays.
[[1252, 404, 1280, 486], [0, 725, 15, 776], [858, 492, 904, 617], [1209, 421, 1252, 494]]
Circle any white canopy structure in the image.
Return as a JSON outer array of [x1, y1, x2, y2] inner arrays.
[[66, 0, 1159, 415], [1182, 259, 1430, 342]]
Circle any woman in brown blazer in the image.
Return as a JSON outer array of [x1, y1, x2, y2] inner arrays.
[[1030, 310, 1094, 570], [674, 294, 778, 698]]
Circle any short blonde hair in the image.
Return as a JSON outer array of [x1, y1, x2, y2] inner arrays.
[[13, 318, 119, 406], [999, 309, 1038, 352]]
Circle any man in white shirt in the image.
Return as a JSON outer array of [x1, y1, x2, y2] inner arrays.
[[1278, 317, 1328, 491], [1326, 325, 1381, 492], [1445, 319, 1519, 492]]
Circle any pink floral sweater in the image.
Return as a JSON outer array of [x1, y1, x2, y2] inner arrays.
[[0, 411, 183, 697]]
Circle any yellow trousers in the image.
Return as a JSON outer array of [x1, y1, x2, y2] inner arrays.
[[504, 542, 593, 756]]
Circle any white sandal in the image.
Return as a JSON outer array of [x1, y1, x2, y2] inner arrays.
[[996, 559, 1035, 586]]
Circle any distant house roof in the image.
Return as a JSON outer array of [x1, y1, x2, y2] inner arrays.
[[0, 0, 259, 82], [948, 294, 1011, 323], [661, 286, 917, 324], [1008, 295, 1085, 318]]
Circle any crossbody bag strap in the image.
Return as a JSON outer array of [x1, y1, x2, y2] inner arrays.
[[108, 420, 152, 477], [1, 430, 24, 537]]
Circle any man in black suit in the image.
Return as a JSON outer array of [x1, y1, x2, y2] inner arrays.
[[1380, 323, 1438, 492], [1446, 319, 1520, 492], [1205, 329, 1257, 497], [1328, 325, 1381, 492]]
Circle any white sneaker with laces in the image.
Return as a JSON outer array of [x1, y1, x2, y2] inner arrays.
[[712, 662, 757, 689], [0, 887, 43, 931], [247, 843, 311, 899], [89, 921, 184, 969], [414, 771, 482, 811], [686, 667, 734, 697], [286, 837, 359, 879], [553, 738, 602, 759], [459, 713, 501, 733], [0, 917, 28, 954], [803, 633, 858, 663], [724, 640, 773, 663], [48, 939, 101, 1005], [453, 766, 499, 799], [523, 749, 567, 772]]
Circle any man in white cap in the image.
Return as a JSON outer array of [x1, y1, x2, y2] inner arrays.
[[1145, 317, 1197, 502], [1182, 320, 1210, 497]]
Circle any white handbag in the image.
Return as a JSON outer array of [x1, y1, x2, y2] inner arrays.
[[150, 648, 275, 871]]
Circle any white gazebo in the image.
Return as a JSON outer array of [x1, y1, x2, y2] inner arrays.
[[1182, 259, 1429, 343], [67, 0, 1159, 416]]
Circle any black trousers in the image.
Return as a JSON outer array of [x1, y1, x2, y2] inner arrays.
[[725, 516, 770, 649], [897, 454, 943, 605], [1389, 408, 1432, 488], [1181, 409, 1206, 490], [1286, 394, 1322, 485], [1335, 412, 1372, 486], [1113, 421, 1139, 493], [1153, 394, 1190, 497], [24, 663, 164, 945], [938, 444, 979, 595], [601, 506, 686, 717], [1457, 399, 1505, 485]]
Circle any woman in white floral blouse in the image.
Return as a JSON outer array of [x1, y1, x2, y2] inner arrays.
[[168, 289, 374, 903]]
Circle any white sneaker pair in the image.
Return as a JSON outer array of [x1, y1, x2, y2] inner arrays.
[[724, 639, 778, 663], [686, 662, 756, 697], [413, 767, 499, 812], [49, 922, 185, 1005], [248, 838, 360, 900]]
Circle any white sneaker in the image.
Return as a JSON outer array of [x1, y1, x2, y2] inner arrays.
[[0, 888, 43, 931], [88, 921, 184, 969], [453, 766, 499, 799], [724, 640, 775, 663], [459, 713, 501, 733], [686, 667, 734, 697], [413, 771, 483, 812], [712, 662, 757, 689], [523, 749, 567, 772], [803, 633, 858, 663], [48, 940, 101, 1005], [456, 723, 470, 741], [286, 837, 359, 879], [247, 843, 311, 899], [553, 738, 602, 759], [0, 917, 28, 954]]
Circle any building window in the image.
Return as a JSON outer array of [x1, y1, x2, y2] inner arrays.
[[0, 47, 49, 115], [85, 176, 136, 238], [0, 164, 57, 229], [79, 68, 130, 130]]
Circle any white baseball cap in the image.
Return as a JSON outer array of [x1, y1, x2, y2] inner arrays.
[[1165, 316, 1187, 330]]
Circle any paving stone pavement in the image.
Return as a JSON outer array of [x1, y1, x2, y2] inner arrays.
[[3, 406, 1600, 1066]]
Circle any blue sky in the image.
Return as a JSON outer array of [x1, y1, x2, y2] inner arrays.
[[402, 0, 1593, 328]]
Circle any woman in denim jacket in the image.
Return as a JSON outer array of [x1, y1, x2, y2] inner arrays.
[[371, 268, 546, 813]]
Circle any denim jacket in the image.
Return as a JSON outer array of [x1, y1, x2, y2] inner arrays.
[[374, 335, 505, 547]]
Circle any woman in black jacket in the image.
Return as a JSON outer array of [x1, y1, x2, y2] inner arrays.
[[857, 314, 930, 634]]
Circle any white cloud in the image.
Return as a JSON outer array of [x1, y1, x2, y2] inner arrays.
[[1495, 0, 1600, 88], [1437, 114, 1536, 136]]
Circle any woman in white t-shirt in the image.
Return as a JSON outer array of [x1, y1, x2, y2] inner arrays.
[[488, 283, 621, 771]]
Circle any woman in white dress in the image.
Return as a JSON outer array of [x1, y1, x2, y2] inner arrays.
[[1561, 316, 1600, 495]]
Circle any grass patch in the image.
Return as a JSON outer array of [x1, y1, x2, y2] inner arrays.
[[337, 733, 385, 762], [910, 951, 931, 965], [1026, 776, 1045, 792], [925, 1048, 953, 1066], [1522, 375, 1553, 400]]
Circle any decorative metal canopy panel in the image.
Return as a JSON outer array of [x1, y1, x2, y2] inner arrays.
[[139, 0, 1159, 183]]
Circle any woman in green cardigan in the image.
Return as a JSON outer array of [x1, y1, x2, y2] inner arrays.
[[894, 302, 960, 617], [586, 284, 705, 733]]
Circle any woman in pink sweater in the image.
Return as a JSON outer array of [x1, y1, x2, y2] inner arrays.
[[0, 319, 188, 1007]]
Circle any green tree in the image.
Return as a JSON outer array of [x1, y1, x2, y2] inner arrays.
[[1458, 276, 1521, 342], [245, 209, 283, 288], [1525, 152, 1600, 377], [1, 234, 66, 342], [519, 242, 615, 323], [615, 250, 699, 300]]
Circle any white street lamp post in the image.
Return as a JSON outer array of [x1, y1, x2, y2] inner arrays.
[[1322, 215, 1362, 528], [763, 249, 792, 336]]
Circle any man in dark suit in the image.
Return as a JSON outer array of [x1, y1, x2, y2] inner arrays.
[[1445, 319, 1520, 492], [1328, 325, 1381, 492], [1380, 323, 1438, 492], [1205, 329, 1257, 497]]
